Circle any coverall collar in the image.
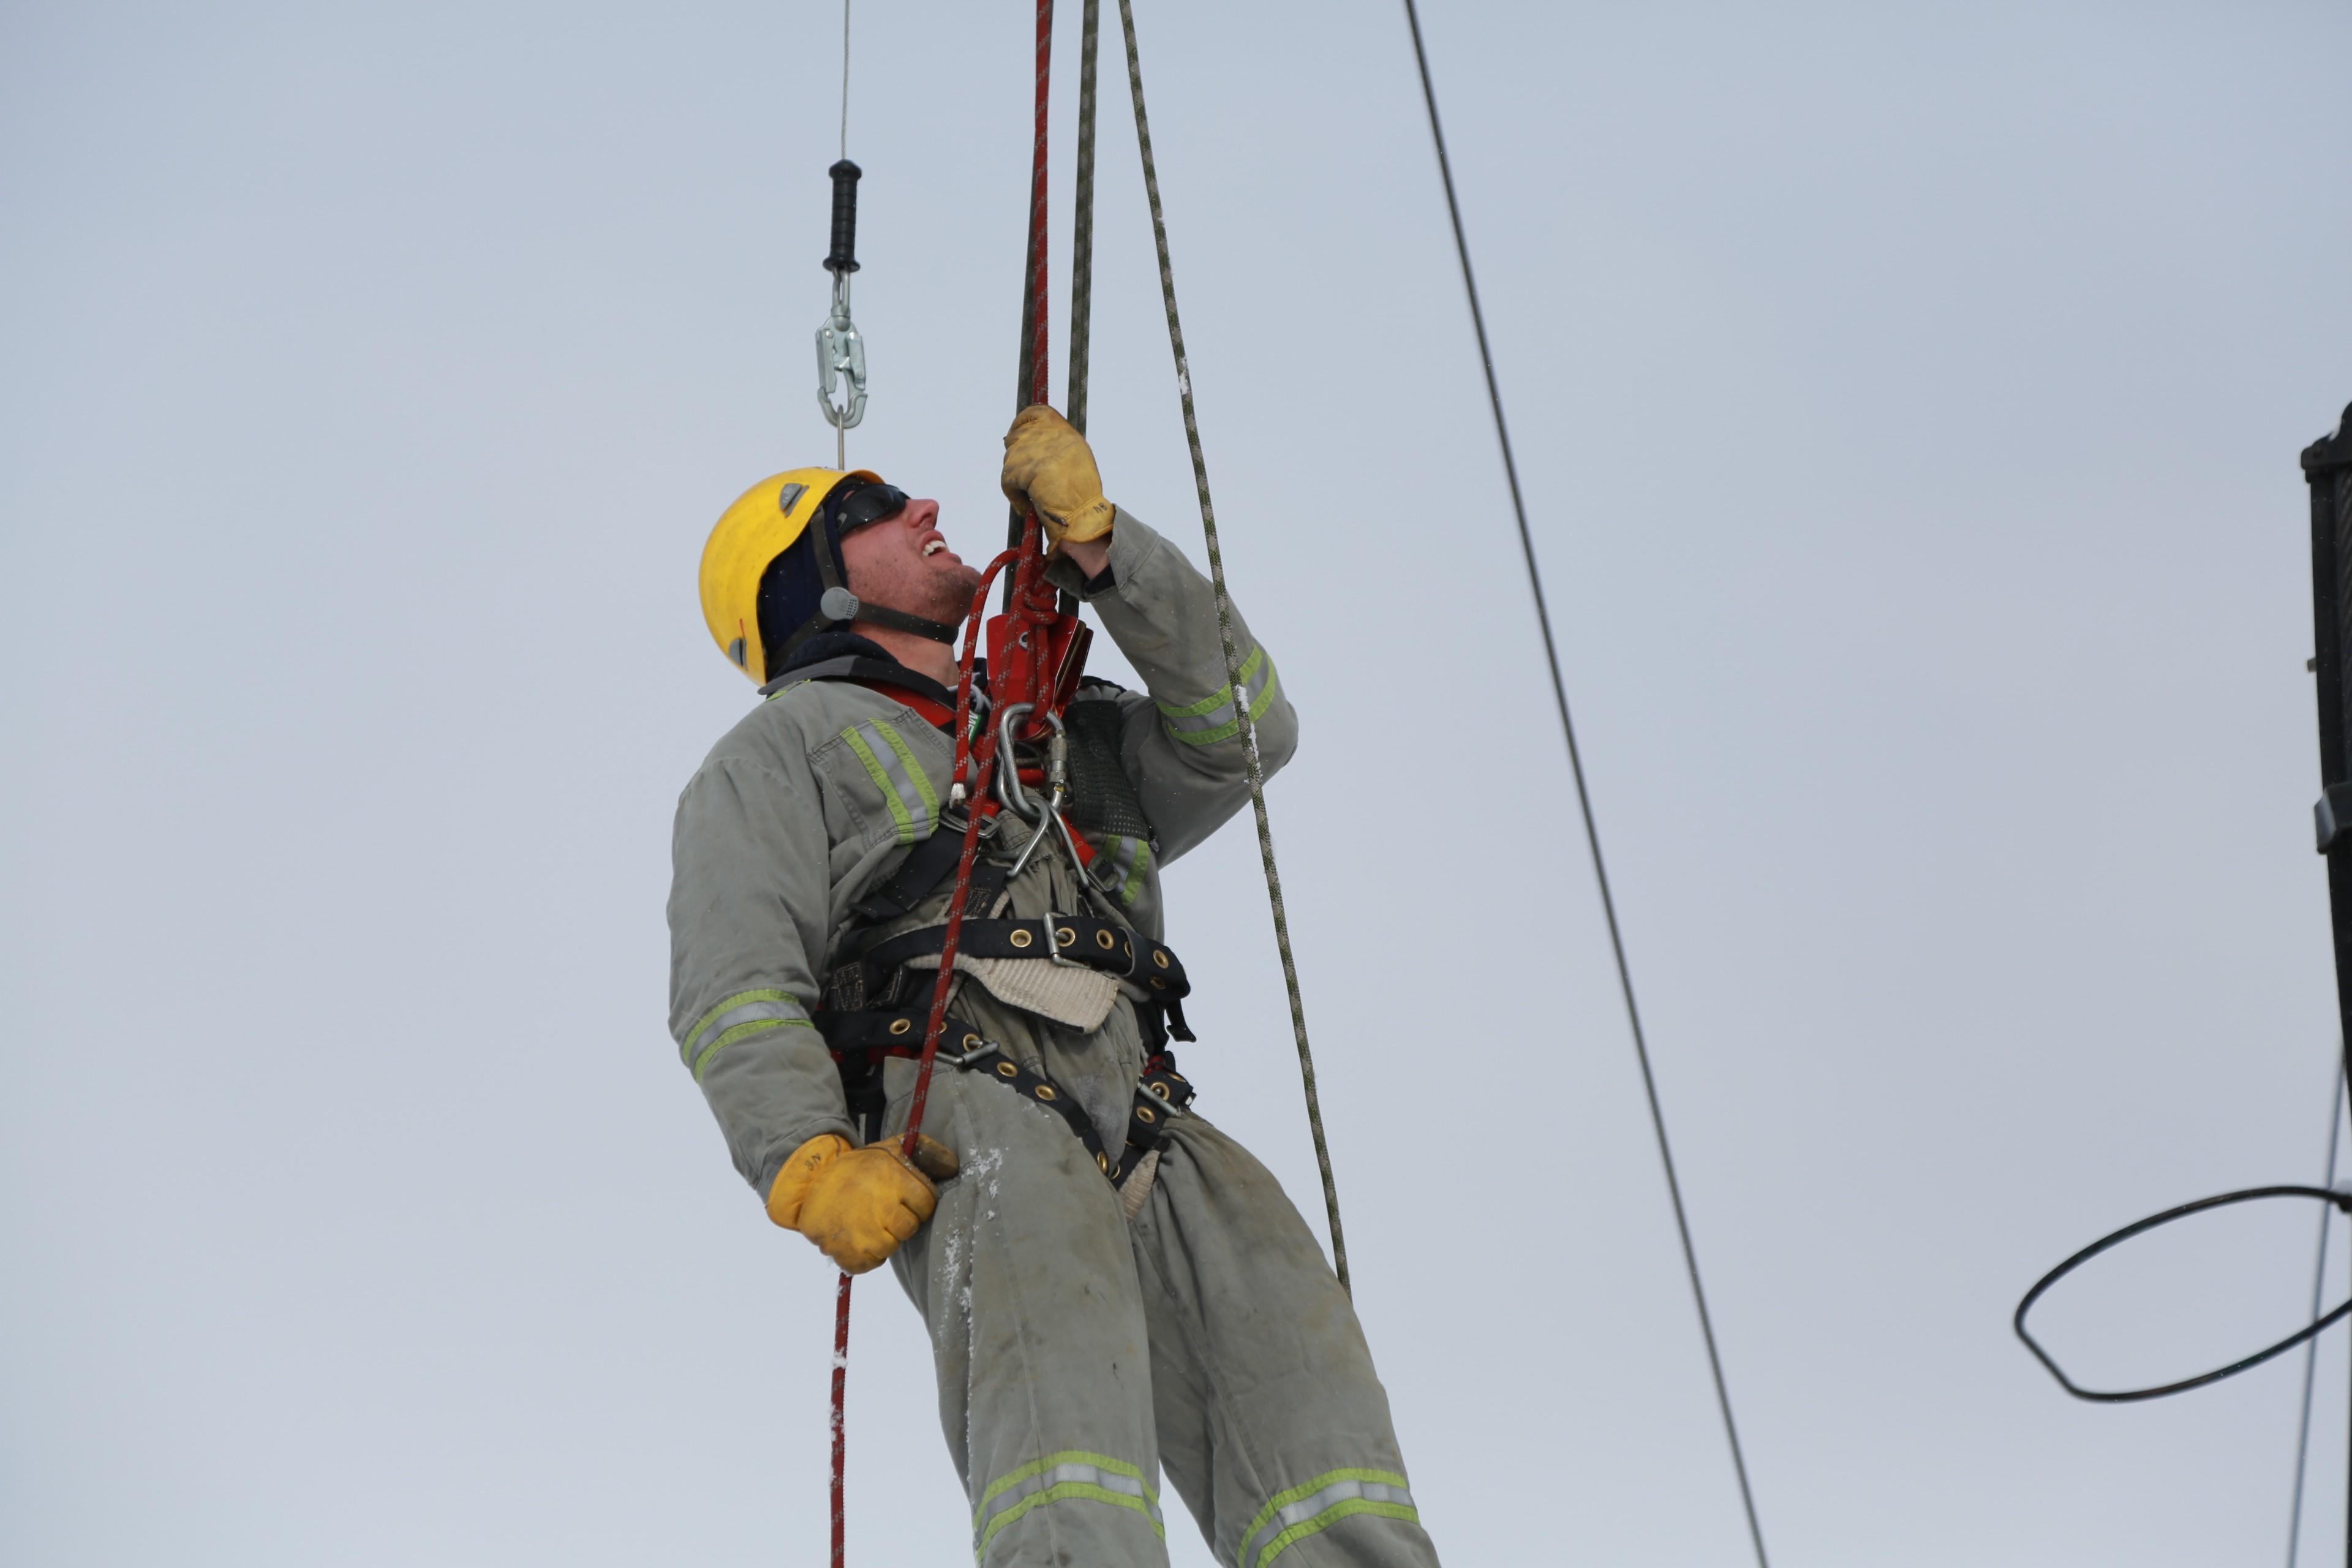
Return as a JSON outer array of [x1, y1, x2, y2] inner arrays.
[[760, 628, 967, 722]]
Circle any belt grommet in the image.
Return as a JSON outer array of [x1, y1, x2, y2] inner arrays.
[[1150, 978, 1167, 989], [1057, 926, 1077, 945], [1009, 928, 1034, 949], [1096, 929, 1115, 949], [1152, 951, 1170, 970], [1095, 1151, 1109, 1172], [1139, 1105, 1156, 1123], [888, 1017, 912, 1036], [962, 1033, 981, 1049], [996, 1061, 1019, 1078], [1035, 1084, 1057, 1101]]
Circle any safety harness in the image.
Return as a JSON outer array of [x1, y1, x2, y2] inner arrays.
[[767, 650, 1199, 1188]]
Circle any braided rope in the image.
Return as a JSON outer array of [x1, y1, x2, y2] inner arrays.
[[1114, 0, 1349, 1292], [1065, 0, 1100, 436], [1005, 0, 1056, 596]]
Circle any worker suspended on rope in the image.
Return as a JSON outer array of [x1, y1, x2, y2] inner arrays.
[[669, 409, 1441, 1567]]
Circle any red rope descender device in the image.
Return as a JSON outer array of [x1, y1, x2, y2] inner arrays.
[[828, 7, 1079, 1561]]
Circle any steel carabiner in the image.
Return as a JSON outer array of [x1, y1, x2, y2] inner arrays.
[[816, 272, 867, 431]]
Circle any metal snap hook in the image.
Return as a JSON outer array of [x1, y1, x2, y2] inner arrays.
[[816, 272, 867, 430]]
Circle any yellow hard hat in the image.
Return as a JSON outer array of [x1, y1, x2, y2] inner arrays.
[[698, 467, 876, 683]]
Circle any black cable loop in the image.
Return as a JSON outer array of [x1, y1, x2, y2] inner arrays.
[[2014, 1185, 2352, 1403]]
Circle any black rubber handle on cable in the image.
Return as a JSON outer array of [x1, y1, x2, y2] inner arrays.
[[825, 159, 862, 274], [2015, 1184, 2352, 1403]]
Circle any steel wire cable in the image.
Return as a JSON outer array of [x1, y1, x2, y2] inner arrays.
[[1395, 3, 1770, 1562], [835, 0, 851, 469], [2285, 1058, 2345, 1568], [826, 11, 855, 1561], [1114, 0, 1350, 1291]]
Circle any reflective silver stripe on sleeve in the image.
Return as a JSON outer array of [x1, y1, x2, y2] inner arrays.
[[1155, 646, 1276, 747], [679, 987, 810, 1079]]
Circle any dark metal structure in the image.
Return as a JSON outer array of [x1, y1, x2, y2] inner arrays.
[[2305, 402, 2352, 1568], [2305, 407, 2352, 1047], [2014, 402, 2352, 1567]]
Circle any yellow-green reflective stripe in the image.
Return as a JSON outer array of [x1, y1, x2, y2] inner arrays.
[[976, 1483, 1163, 1561], [1258, 1500, 1419, 1567], [971, 1450, 1161, 1562], [872, 720, 940, 834], [693, 1017, 813, 1082], [1156, 646, 1265, 721], [682, 987, 787, 1067], [1239, 1469, 1414, 1568], [840, 726, 916, 842], [973, 1450, 1153, 1516], [1165, 664, 1280, 747], [1109, 836, 1152, 907]]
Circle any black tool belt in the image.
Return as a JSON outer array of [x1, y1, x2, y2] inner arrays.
[[819, 1005, 1196, 1186]]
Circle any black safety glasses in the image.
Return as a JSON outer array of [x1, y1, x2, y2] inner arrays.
[[832, 481, 910, 537]]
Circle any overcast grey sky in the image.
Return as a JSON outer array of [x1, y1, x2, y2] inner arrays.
[[6, 2, 2352, 1564]]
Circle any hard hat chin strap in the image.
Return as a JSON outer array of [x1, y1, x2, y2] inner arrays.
[[776, 503, 962, 661], [815, 587, 960, 646]]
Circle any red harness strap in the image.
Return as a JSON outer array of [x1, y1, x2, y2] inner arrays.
[[851, 678, 959, 733]]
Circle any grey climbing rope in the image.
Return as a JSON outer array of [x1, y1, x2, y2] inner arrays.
[[1115, 0, 1351, 1292], [1396, 2, 1769, 1562]]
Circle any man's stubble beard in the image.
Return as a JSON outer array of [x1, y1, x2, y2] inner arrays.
[[918, 563, 985, 627]]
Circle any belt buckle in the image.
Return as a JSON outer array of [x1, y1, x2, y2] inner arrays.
[[1040, 911, 1086, 969], [936, 1033, 1000, 1069]]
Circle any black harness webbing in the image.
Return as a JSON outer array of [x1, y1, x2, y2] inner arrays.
[[856, 916, 1192, 1044], [848, 825, 1001, 924], [818, 1006, 1196, 1185]]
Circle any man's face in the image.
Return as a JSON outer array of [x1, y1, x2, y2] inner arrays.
[[839, 496, 983, 628]]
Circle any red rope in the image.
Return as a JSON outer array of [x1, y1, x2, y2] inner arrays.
[[826, 548, 1019, 1568], [827, 1268, 851, 1568], [830, 4, 1055, 1556], [1025, 0, 1055, 410], [902, 546, 1021, 1156]]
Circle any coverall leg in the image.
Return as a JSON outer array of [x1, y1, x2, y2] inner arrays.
[[1136, 1118, 1440, 1568], [883, 1063, 1439, 1568], [886, 1062, 1174, 1568]]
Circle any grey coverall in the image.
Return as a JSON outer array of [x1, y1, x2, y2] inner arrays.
[[669, 512, 1440, 1568]]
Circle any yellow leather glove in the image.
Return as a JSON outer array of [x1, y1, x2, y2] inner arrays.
[[1000, 404, 1116, 552], [767, 1133, 957, 1273]]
